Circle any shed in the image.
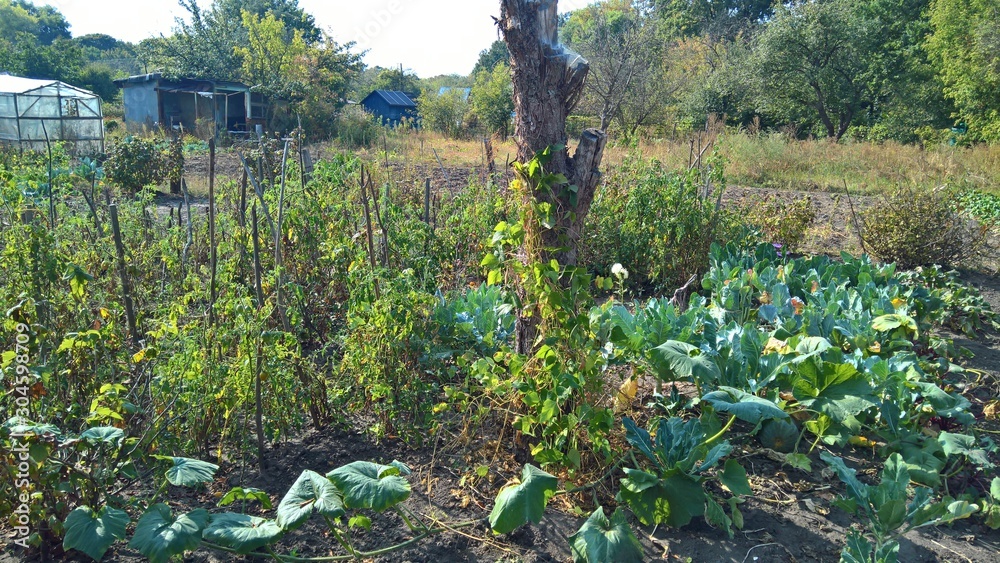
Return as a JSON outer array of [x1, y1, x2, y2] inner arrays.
[[361, 90, 417, 126], [0, 75, 104, 154], [114, 73, 266, 136]]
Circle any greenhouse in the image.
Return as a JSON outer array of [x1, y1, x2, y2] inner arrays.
[[0, 75, 105, 155]]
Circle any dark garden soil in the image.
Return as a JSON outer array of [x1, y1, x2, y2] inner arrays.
[[5, 164, 1000, 563]]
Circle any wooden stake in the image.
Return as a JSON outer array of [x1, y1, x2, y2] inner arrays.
[[208, 139, 218, 327], [109, 204, 140, 348]]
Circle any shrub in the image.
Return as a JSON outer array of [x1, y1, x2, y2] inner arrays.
[[581, 154, 738, 290], [734, 193, 816, 252], [855, 185, 993, 269], [103, 136, 166, 193]]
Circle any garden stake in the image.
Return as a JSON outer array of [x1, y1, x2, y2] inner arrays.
[[208, 138, 218, 327], [109, 203, 140, 348]]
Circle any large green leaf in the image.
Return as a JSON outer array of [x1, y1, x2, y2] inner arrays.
[[651, 416, 706, 472], [202, 513, 283, 554], [489, 464, 558, 534], [721, 459, 753, 496], [79, 427, 124, 446], [622, 417, 658, 469], [326, 461, 411, 512], [651, 340, 720, 385], [871, 314, 917, 334], [617, 468, 705, 528], [276, 470, 345, 530], [820, 452, 869, 507], [218, 487, 272, 510], [568, 507, 644, 563], [702, 386, 789, 424], [63, 505, 129, 561], [154, 456, 219, 487], [128, 504, 208, 563], [794, 361, 875, 422], [840, 529, 875, 563]]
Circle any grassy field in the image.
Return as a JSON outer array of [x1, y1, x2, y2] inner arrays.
[[311, 129, 1000, 196]]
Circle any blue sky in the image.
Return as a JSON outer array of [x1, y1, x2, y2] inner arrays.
[[37, 0, 590, 77]]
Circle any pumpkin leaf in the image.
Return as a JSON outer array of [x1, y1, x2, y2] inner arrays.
[[568, 506, 644, 563], [326, 461, 411, 512], [79, 427, 124, 446], [721, 459, 752, 496], [128, 504, 208, 563], [202, 513, 283, 554], [153, 456, 219, 487], [651, 340, 721, 386], [702, 386, 789, 424], [63, 505, 129, 561], [217, 487, 272, 510], [489, 464, 558, 534], [276, 470, 345, 530]]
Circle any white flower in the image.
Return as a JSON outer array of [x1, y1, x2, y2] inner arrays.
[[611, 263, 628, 280]]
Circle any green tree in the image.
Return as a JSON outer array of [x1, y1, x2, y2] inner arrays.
[[470, 63, 514, 138], [471, 40, 510, 76], [214, 0, 321, 44], [235, 10, 308, 99], [372, 67, 420, 93], [749, 0, 878, 140], [418, 88, 469, 138], [926, 0, 1000, 142], [562, 0, 665, 132], [653, 0, 774, 39]]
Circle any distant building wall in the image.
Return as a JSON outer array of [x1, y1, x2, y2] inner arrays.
[[121, 80, 159, 131]]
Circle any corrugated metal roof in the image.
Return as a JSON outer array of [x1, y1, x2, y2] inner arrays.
[[370, 90, 417, 108]]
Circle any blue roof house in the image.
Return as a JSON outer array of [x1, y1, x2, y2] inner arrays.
[[361, 90, 417, 126]]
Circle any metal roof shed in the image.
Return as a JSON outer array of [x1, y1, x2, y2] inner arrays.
[[0, 75, 105, 155]]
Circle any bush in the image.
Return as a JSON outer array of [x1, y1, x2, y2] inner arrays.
[[733, 193, 816, 252], [104, 136, 184, 194], [581, 154, 739, 290], [335, 105, 383, 149], [855, 185, 993, 269]]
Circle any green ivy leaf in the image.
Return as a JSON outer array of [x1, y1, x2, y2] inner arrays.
[[489, 464, 558, 534], [326, 461, 411, 512], [154, 456, 219, 487], [128, 504, 209, 563], [202, 513, 283, 554], [568, 506, 643, 563], [276, 470, 345, 530], [63, 505, 129, 561]]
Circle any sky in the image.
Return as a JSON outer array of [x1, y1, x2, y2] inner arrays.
[[35, 0, 593, 77]]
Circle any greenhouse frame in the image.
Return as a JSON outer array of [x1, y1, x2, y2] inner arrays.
[[0, 75, 105, 155]]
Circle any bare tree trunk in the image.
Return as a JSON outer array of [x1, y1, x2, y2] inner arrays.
[[499, 0, 608, 354]]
